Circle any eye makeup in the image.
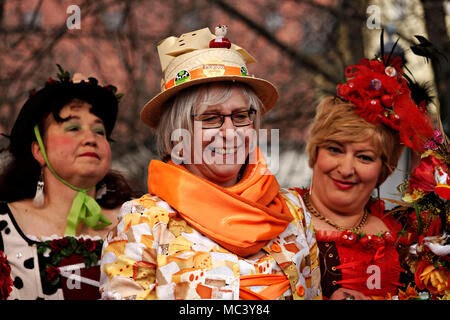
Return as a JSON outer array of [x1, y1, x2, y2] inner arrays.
[[63, 122, 81, 132]]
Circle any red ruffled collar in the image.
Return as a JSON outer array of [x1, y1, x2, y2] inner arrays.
[[292, 187, 402, 247]]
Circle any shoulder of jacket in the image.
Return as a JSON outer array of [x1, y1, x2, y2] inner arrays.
[[279, 188, 303, 208], [118, 194, 176, 219]]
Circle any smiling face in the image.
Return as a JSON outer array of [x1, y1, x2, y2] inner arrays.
[[183, 86, 256, 187], [306, 97, 404, 215], [33, 100, 111, 189], [311, 139, 383, 215]]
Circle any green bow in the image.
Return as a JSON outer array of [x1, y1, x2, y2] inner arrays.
[[33, 125, 112, 236]]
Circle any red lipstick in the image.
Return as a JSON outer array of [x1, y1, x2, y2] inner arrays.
[[79, 152, 99, 159], [332, 178, 356, 190]]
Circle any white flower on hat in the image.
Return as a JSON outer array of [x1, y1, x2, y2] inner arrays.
[[72, 72, 88, 83]]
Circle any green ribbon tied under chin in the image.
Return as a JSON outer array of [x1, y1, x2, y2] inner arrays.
[[33, 125, 112, 236], [65, 190, 111, 236]]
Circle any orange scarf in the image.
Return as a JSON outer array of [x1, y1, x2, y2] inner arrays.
[[148, 148, 293, 257]]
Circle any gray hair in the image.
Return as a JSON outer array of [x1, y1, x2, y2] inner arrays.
[[155, 82, 263, 161]]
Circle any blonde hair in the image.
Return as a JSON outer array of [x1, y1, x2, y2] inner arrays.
[[306, 97, 404, 184], [155, 82, 262, 161]]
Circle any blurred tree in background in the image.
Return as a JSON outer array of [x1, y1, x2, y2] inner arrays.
[[0, 0, 448, 192]]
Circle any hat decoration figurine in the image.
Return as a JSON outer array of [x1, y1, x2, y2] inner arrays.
[[209, 25, 232, 49]]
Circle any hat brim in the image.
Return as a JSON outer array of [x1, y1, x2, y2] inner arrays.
[[140, 75, 278, 128]]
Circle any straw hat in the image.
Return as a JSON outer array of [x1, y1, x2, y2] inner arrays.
[[140, 26, 279, 128]]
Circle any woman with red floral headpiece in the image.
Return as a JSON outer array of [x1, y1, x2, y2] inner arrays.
[[293, 40, 435, 299]]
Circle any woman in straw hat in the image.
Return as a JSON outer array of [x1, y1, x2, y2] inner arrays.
[[100, 26, 322, 300], [293, 34, 435, 299], [0, 66, 138, 300]]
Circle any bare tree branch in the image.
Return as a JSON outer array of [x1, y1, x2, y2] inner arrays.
[[420, 0, 450, 135], [207, 0, 341, 84]]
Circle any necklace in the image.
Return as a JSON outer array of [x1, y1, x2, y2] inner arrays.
[[303, 192, 368, 233]]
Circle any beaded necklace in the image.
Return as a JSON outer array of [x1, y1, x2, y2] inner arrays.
[[303, 192, 368, 233]]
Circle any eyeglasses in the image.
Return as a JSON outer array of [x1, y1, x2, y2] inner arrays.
[[192, 109, 256, 129]]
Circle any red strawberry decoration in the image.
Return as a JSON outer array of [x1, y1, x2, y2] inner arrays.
[[381, 94, 393, 107], [383, 231, 396, 246], [359, 235, 372, 249], [371, 236, 386, 249], [341, 231, 357, 245], [370, 99, 382, 109]]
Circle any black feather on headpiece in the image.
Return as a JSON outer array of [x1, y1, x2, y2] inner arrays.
[[377, 30, 434, 111], [410, 35, 448, 66], [403, 74, 434, 112]]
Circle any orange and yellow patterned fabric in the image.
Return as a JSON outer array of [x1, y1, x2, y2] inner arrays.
[[99, 189, 322, 300]]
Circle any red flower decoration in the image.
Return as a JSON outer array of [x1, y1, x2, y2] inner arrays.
[[49, 238, 70, 252], [398, 230, 417, 246], [87, 77, 98, 86], [433, 130, 444, 144], [409, 154, 447, 194], [28, 64, 123, 102], [45, 77, 57, 87], [28, 88, 38, 97], [337, 55, 433, 151], [81, 238, 97, 252], [0, 251, 13, 300], [45, 266, 60, 283]]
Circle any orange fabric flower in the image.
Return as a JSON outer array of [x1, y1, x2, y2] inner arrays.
[[397, 283, 419, 300], [416, 261, 450, 296]]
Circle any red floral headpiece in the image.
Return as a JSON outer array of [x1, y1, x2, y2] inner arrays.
[[337, 39, 434, 151]]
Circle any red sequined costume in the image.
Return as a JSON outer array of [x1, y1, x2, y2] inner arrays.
[[294, 188, 403, 299]]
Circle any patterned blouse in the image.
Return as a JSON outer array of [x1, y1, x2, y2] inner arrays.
[[100, 189, 322, 300]]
